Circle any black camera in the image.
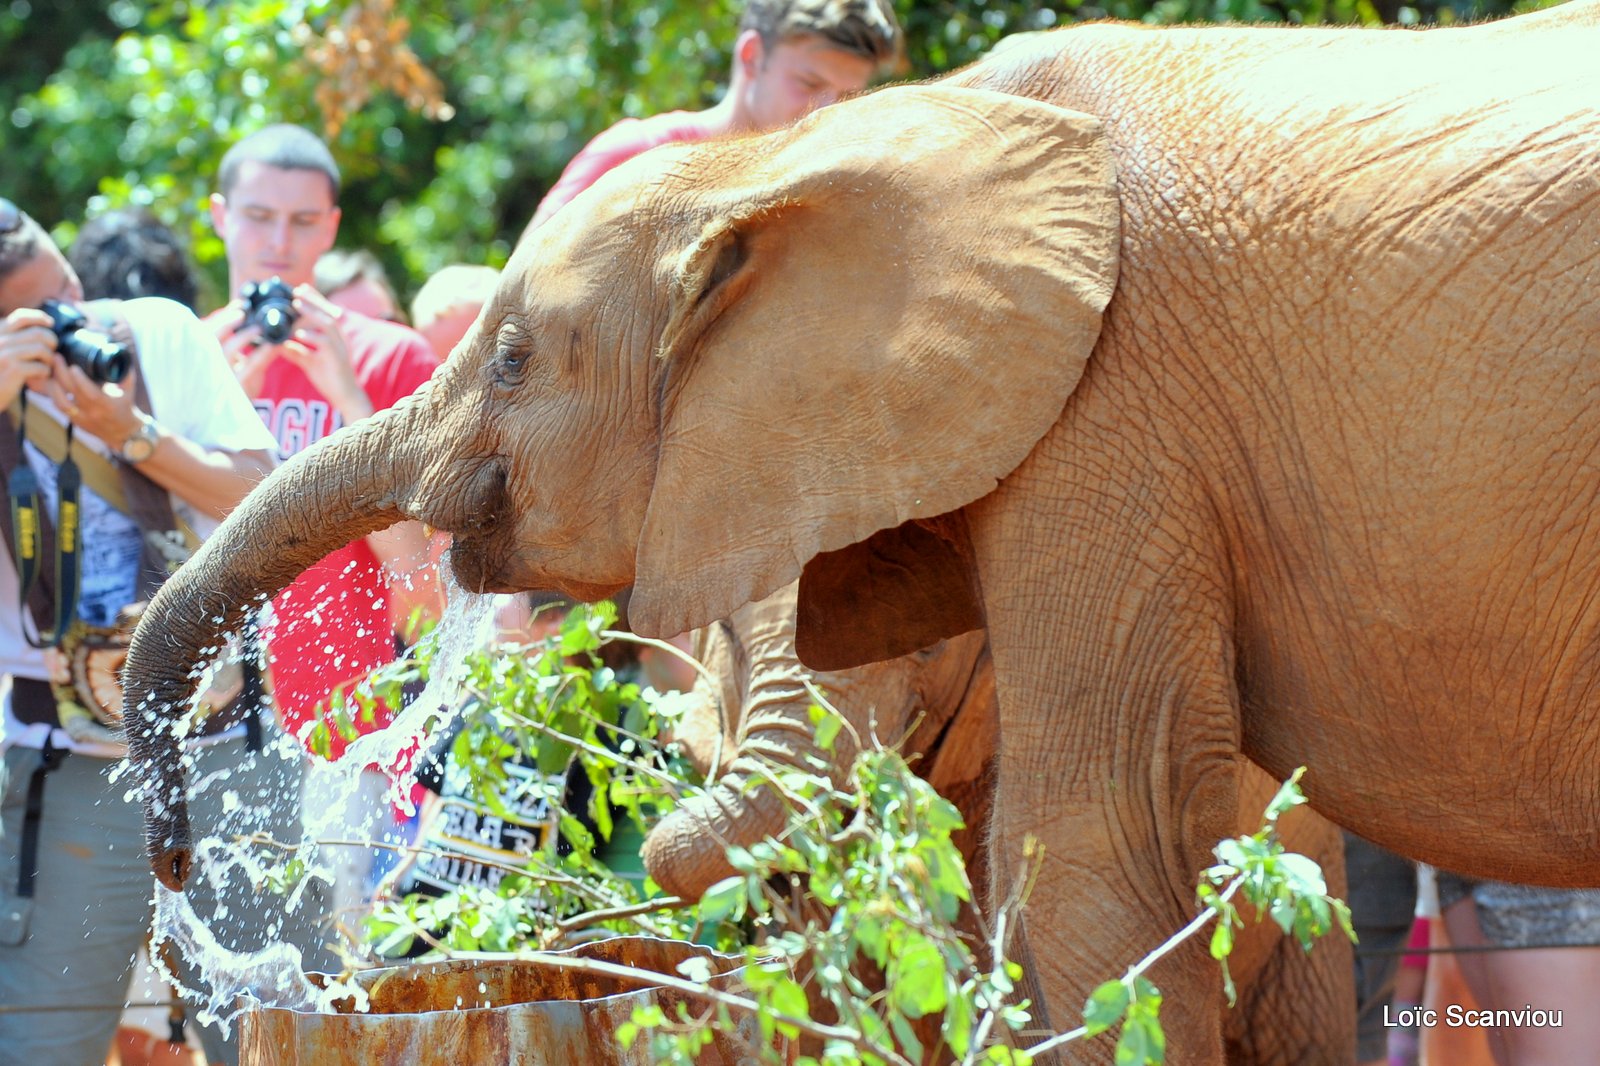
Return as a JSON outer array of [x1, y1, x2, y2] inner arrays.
[[240, 277, 298, 344], [40, 300, 132, 385]]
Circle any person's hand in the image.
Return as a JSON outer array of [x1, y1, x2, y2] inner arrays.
[[41, 356, 143, 449], [280, 285, 374, 421], [0, 308, 59, 410], [41, 645, 71, 686], [213, 299, 277, 399]]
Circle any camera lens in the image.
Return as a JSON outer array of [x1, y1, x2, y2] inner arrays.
[[61, 332, 132, 384], [40, 299, 132, 385], [256, 304, 295, 344]]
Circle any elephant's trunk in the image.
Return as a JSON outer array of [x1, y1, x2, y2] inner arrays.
[[644, 753, 842, 902], [642, 625, 996, 903], [124, 385, 459, 891], [642, 611, 867, 900]]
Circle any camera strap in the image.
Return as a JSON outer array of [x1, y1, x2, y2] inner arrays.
[[5, 389, 83, 648]]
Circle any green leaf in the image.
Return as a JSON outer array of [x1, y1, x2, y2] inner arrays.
[[1115, 1009, 1167, 1065], [888, 934, 949, 1019], [1276, 852, 1327, 896], [1083, 979, 1131, 1037], [698, 877, 746, 924], [943, 981, 975, 1056], [765, 974, 810, 1038], [1263, 767, 1308, 822], [815, 711, 842, 753], [1131, 977, 1161, 1010], [888, 1009, 926, 1062], [854, 914, 888, 967], [1209, 917, 1234, 961], [676, 956, 714, 984]]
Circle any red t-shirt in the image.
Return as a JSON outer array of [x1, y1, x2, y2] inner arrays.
[[529, 110, 724, 230], [229, 309, 439, 757]]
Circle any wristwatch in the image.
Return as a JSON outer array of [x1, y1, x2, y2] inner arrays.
[[118, 412, 161, 464]]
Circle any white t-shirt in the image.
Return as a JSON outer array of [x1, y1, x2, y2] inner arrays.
[[0, 297, 278, 753]]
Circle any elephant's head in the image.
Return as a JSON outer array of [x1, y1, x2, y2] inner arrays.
[[640, 583, 995, 902], [124, 83, 1118, 889]]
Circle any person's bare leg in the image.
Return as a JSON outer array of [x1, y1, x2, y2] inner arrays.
[[1438, 895, 1600, 1066], [1465, 944, 1600, 1065], [1423, 905, 1496, 1066], [1383, 926, 1428, 1066]]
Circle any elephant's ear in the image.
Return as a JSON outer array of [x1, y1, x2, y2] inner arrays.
[[629, 84, 1119, 639]]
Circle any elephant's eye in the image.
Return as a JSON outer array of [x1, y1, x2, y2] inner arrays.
[[493, 345, 528, 386]]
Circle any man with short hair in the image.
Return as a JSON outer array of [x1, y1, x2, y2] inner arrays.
[[202, 125, 441, 1065], [0, 196, 278, 1063], [208, 124, 440, 754], [517, 0, 902, 241]]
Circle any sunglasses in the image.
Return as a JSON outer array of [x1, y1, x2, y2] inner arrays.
[[0, 197, 19, 234]]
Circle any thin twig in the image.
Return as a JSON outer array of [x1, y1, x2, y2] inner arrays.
[[961, 856, 1037, 1066], [495, 707, 689, 793], [554, 895, 693, 935], [599, 629, 718, 691], [449, 946, 914, 1066], [802, 680, 862, 751], [368, 914, 453, 961], [242, 832, 615, 908]]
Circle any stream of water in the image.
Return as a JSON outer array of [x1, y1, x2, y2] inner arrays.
[[144, 580, 498, 1034]]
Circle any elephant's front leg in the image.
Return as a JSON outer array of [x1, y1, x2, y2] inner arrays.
[[968, 426, 1242, 1064]]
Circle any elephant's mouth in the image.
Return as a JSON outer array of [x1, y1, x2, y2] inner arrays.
[[437, 458, 521, 593], [447, 544, 526, 596], [441, 458, 629, 604], [448, 545, 630, 604]]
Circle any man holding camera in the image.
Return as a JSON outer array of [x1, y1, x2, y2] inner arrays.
[[203, 127, 440, 1042], [0, 196, 278, 1062], [207, 125, 440, 752]]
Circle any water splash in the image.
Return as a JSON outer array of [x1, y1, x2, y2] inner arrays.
[[149, 577, 497, 1033], [152, 884, 368, 1032]]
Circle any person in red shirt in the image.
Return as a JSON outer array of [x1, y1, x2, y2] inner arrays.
[[516, 0, 903, 244], [199, 132, 440, 1060], [206, 125, 440, 756]]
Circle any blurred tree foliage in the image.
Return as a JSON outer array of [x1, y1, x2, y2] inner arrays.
[[0, 0, 1545, 308]]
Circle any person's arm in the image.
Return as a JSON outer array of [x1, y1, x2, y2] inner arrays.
[[116, 425, 272, 520], [44, 359, 273, 519]]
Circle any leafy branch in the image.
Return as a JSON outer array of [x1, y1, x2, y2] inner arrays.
[[343, 608, 1351, 1065]]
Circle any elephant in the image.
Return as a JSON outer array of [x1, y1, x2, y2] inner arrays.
[[645, 583, 1355, 1063], [123, 3, 1600, 1060]]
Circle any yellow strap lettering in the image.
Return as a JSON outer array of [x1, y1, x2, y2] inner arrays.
[[17, 508, 36, 560], [57, 501, 78, 550]]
